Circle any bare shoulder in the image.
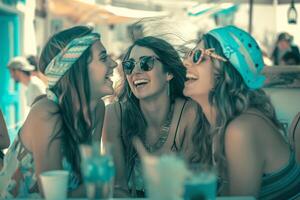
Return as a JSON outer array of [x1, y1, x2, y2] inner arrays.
[[225, 112, 265, 147], [173, 98, 201, 139], [27, 97, 61, 123], [105, 101, 121, 120], [176, 98, 199, 118], [21, 97, 62, 148], [103, 102, 122, 140]]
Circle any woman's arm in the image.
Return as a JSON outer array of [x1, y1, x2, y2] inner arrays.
[[223, 116, 264, 197], [0, 109, 10, 149], [102, 103, 130, 197]]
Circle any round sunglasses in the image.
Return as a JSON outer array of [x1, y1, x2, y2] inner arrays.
[[187, 48, 227, 64], [122, 56, 161, 75]]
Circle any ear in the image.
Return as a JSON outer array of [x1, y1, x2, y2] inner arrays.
[[166, 72, 174, 81]]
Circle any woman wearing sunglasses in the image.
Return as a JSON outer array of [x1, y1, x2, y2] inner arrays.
[[183, 25, 300, 199], [103, 36, 208, 197]]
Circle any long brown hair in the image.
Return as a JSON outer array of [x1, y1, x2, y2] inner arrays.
[[39, 26, 99, 181], [195, 34, 286, 185], [118, 36, 187, 182]]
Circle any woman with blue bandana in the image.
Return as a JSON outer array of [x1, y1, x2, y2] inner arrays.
[[0, 26, 117, 198], [183, 26, 300, 199]]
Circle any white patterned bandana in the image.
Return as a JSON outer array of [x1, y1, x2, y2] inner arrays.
[[45, 33, 100, 103]]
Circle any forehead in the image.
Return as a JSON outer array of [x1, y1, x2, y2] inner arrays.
[[195, 40, 205, 49], [129, 45, 158, 59], [278, 40, 289, 44], [91, 40, 106, 53]]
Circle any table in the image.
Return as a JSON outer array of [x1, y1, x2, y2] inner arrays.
[[15, 197, 255, 200]]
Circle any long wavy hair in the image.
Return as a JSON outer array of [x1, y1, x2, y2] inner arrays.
[[195, 34, 286, 185], [39, 26, 99, 182], [118, 36, 187, 181]]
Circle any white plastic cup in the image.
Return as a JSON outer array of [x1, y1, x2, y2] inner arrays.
[[40, 170, 69, 200]]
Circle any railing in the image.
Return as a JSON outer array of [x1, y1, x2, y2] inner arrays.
[[263, 65, 300, 88]]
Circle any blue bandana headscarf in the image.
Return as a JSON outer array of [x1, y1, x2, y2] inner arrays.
[[45, 33, 100, 103], [207, 26, 266, 89]]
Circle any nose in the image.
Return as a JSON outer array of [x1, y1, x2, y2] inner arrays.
[[131, 62, 143, 74], [108, 57, 118, 69], [183, 58, 192, 69]]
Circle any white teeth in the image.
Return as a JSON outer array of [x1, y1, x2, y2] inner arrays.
[[186, 73, 198, 80], [133, 79, 149, 86], [105, 73, 113, 80]]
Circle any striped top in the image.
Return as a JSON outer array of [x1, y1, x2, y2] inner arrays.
[[258, 151, 300, 200]]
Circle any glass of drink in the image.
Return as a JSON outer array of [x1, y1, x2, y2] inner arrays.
[[80, 142, 115, 200], [184, 165, 217, 200]]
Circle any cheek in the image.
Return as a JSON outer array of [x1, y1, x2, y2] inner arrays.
[[197, 66, 214, 91], [150, 68, 166, 83], [125, 76, 135, 91], [90, 64, 106, 82]]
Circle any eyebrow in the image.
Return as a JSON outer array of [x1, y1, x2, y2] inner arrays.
[[99, 50, 107, 57], [139, 55, 152, 59], [128, 55, 153, 61]]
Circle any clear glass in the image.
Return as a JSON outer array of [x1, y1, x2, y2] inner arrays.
[[184, 164, 217, 200], [143, 154, 189, 200], [80, 142, 115, 200]]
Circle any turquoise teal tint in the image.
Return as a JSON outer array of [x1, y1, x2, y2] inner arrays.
[[0, 6, 22, 142], [82, 152, 115, 199], [184, 174, 217, 200], [208, 26, 266, 89], [83, 155, 115, 183]]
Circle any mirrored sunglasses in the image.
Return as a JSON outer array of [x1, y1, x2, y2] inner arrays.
[[122, 56, 161, 75], [187, 48, 227, 64]]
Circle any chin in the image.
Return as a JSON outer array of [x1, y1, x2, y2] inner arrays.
[[100, 88, 114, 97], [132, 93, 144, 100], [132, 90, 152, 100], [183, 89, 191, 97]]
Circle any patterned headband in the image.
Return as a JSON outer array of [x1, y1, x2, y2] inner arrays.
[[45, 33, 100, 103]]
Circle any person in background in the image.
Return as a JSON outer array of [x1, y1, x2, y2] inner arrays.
[[7, 56, 46, 107], [0, 109, 10, 170], [183, 25, 300, 199], [282, 51, 300, 65], [0, 25, 117, 198], [271, 32, 300, 65], [103, 36, 208, 197], [26, 55, 48, 85]]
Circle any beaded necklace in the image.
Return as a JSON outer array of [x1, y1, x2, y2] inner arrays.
[[144, 103, 175, 153]]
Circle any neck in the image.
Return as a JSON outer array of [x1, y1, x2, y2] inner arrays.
[[191, 94, 216, 126], [89, 99, 98, 113], [89, 99, 100, 128], [21, 75, 31, 86], [140, 93, 171, 128]]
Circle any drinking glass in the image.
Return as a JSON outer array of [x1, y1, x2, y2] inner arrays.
[[184, 164, 217, 200], [80, 142, 115, 200], [143, 154, 189, 200]]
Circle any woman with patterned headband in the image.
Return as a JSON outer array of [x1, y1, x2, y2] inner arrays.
[[0, 26, 117, 198], [102, 36, 209, 197], [183, 25, 300, 199]]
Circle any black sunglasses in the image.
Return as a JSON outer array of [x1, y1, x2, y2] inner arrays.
[[187, 48, 227, 64], [122, 56, 161, 75]]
